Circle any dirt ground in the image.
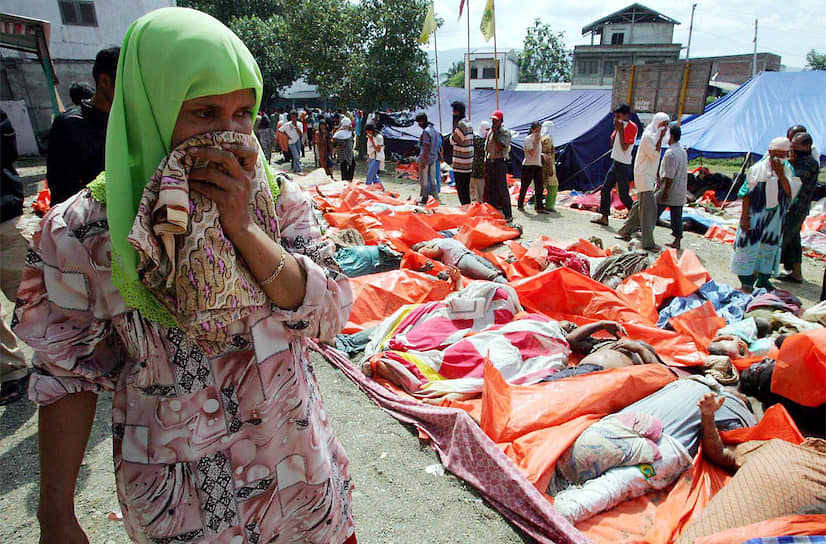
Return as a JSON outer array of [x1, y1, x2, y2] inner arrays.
[[1, 154, 823, 543]]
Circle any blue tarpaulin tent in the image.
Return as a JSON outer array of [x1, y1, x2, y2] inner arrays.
[[681, 71, 825, 165], [382, 87, 637, 190]]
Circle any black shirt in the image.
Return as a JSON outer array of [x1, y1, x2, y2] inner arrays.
[[46, 100, 108, 205], [1, 111, 23, 222]]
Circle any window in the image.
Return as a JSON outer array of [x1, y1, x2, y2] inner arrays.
[[482, 67, 497, 79], [604, 61, 618, 76], [59, 1, 98, 26], [470, 66, 479, 79], [611, 33, 625, 45], [578, 60, 598, 75]]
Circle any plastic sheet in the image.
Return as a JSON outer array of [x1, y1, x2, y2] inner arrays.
[[669, 302, 727, 350], [771, 328, 826, 407], [343, 269, 454, 334], [617, 249, 709, 323]]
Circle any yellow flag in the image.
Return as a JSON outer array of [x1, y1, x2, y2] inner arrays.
[[419, 2, 436, 43], [480, 0, 495, 42]]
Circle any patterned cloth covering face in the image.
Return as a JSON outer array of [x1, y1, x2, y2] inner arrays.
[[130, 131, 279, 355]]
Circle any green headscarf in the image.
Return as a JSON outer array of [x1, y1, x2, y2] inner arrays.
[[105, 7, 263, 325]]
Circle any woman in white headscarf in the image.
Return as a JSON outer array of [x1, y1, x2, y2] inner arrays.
[[617, 112, 669, 249], [540, 120, 558, 211], [731, 137, 800, 292], [470, 121, 490, 203]]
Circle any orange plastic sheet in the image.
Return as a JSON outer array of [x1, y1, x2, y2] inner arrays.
[[720, 403, 804, 445], [771, 328, 826, 407], [513, 267, 707, 366], [669, 302, 727, 350], [343, 269, 453, 334], [704, 224, 736, 244], [693, 515, 826, 544], [616, 249, 710, 323]]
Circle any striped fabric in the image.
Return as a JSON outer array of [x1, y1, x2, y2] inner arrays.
[[451, 118, 474, 173]]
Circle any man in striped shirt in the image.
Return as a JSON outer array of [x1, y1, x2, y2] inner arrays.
[[449, 100, 474, 205]]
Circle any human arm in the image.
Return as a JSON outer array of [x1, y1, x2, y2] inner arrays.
[[565, 320, 628, 345], [417, 245, 443, 260], [698, 393, 738, 470], [37, 392, 97, 543], [740, 194, 751, 232]]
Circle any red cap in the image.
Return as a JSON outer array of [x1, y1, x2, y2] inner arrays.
[[491, 110, 504, 121]]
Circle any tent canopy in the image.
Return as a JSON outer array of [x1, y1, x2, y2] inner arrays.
[[681, 71, 826, 163], [382, 86, 632, 190]]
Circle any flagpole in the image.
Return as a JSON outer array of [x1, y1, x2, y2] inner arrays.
[[492, 2, 499, 109], [466, 0, 472, 121], [433, 23, 443, 133]]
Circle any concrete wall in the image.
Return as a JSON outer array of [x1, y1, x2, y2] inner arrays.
[[3, 0, 175, 60], [598, 23, 675, 45], [1, 57, 100, 139], [572, 44, 681, 89], [465, 52, 519, 90]]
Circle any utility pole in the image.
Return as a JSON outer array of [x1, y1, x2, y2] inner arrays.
[[752, 18, 758, 77], [686, 3, 697, 59]]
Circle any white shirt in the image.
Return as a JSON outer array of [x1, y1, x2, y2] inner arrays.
[[367, 133, 385, 163], [522, 133, 541, 166], [279, 121, 303, 145]]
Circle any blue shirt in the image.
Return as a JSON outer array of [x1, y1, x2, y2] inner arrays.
[[419, 124, 440, 165]]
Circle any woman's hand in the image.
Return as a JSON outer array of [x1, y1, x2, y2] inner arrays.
[[697, 392, 725, 416], [188, 143, 258, 240]]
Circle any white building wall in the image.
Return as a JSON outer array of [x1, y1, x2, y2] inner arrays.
[[3, 0, 175, 60], [465, 51, 519, 90]]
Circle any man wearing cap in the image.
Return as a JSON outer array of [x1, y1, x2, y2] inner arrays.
[[485, 110, 513, 222], [779, 132, 820, 283], [416, 113, 441, 204]]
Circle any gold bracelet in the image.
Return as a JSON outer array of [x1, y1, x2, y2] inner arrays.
[[260, 246, 286, 287]]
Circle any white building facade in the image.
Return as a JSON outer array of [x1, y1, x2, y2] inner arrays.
[[464, 49, 519, 91], [2, 0, 175, 141]]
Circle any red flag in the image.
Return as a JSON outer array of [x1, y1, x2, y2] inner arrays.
[[458, 0, 466, 20]]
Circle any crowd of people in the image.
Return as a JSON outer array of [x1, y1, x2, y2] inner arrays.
[[0, 5, 823, 544]]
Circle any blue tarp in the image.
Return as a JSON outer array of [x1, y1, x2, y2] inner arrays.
[[680, 71, 826, 164], [382, 87, 638, 190]]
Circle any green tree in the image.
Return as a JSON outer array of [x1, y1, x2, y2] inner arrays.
[[443, 61, 465, 88], [806, 49, 826, 71], [227, 15, 297, 100], [347, 0, 435, 110], [518, 20, 572, 83]]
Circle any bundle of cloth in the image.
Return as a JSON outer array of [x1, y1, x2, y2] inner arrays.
[[129, 131, 280, 355], [360, 281, 569, 400]]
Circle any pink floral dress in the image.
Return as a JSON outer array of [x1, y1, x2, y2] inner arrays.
[[14, 179, 355, 544]]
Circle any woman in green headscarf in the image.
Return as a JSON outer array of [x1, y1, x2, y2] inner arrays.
[[14, 8, 356, 544]]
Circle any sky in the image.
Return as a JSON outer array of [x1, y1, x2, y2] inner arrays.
[[427, 0, 826, 69]]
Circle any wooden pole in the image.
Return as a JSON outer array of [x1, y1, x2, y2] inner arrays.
[[677, 61, 690, 124], [626, 64, 636, 106], [466, 0, 472, 121], [434, 24, 443, 132], [493, 12, 500, 109]]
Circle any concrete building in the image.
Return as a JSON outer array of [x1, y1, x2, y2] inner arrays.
[[464, 49, 519, 91], [572, 3, 682, 90], [698, 53, 782, 86], [2, 0, 175, 144]]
